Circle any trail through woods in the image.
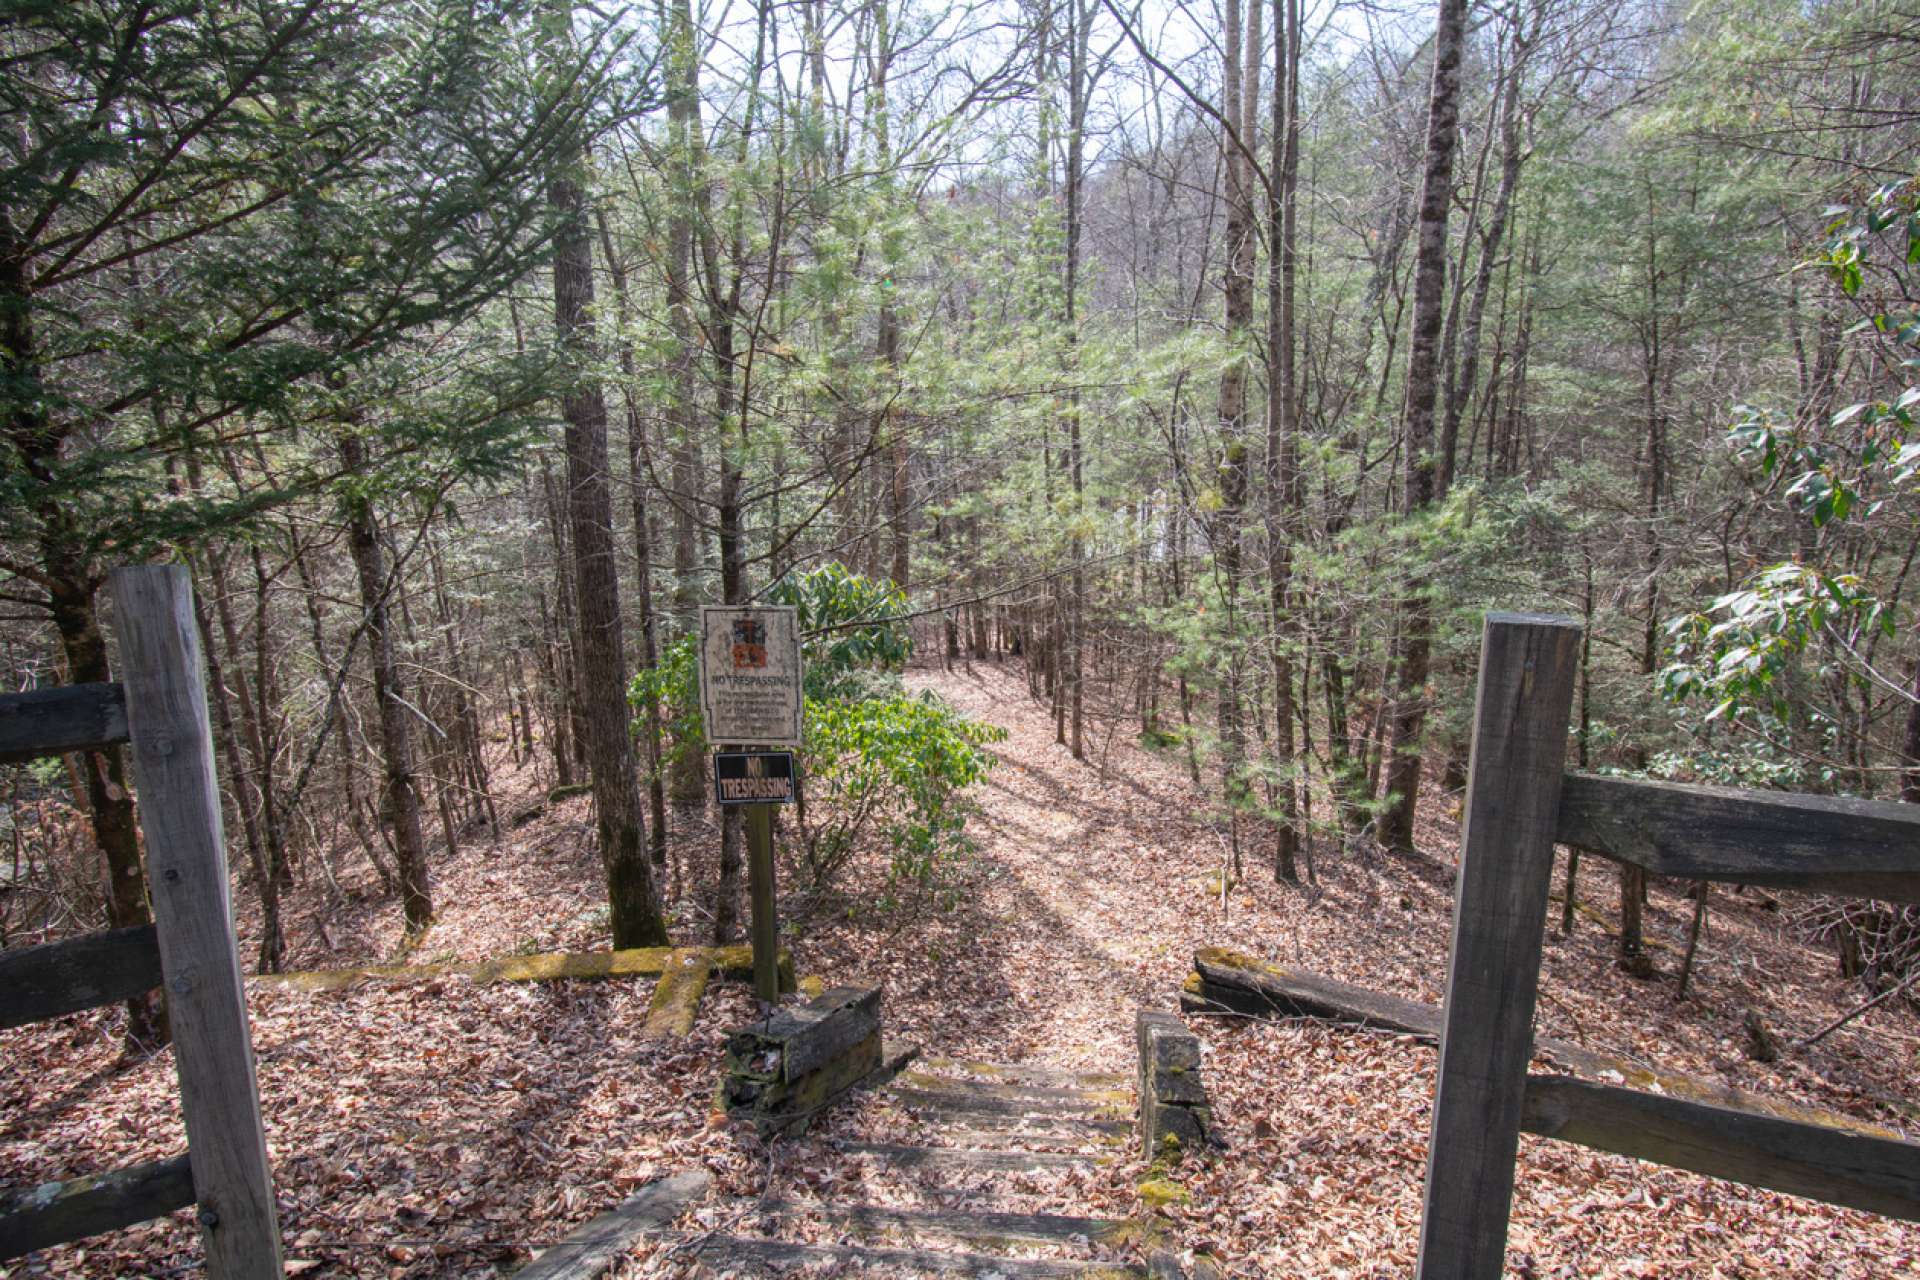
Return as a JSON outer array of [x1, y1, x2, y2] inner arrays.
[[4, 658, 1920, 1275]]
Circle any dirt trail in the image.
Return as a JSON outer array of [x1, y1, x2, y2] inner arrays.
[[854, 658, 1458, 1074]]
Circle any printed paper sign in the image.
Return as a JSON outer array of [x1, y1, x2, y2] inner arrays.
[[698, 605, 803, 747]]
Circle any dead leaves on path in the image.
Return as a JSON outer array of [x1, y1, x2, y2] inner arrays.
[[4, 659, 1919, 1276]]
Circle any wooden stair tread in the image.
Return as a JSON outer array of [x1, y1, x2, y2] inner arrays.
[[893, 1072, 1133, 1109], [755, 1199, 1145, 1247], [674, 1233, 1146, 1277], [921, 1058, 1131, 1091], [891, 1087, 1128, 1123], [519, 1169, 711, 1279], [838, 1141, 1103, 1171], [879, 1105, 1133, 1142]]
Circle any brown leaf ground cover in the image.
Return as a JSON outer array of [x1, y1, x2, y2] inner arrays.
[[4, 656, 1919, 1276]]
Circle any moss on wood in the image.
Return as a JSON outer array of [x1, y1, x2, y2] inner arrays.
[[255, 944, 785, 994]]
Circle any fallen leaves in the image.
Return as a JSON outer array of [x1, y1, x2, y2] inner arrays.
[[3, 659, 1918, 1275]]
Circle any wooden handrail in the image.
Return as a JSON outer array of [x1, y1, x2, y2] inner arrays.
[[0, 924, 162, 1031], [0, 682, 128, 764], [1522, 1076, 1920, 1222], [0, 1156, 194, 1260], [1557, 772, 1920, 904]]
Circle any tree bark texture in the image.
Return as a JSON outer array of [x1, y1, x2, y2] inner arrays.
[[548, 136, 669, 950], [340, 435, 434, 933], [1380, 0, 1468, 853]]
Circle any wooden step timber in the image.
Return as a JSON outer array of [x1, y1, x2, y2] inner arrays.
[[894, 1071, 1133, 1110], [883, 1103, 1134, 1141], [517, 1169, 710, 1280], [838, 1142, 1102, 1171], [1557, 771, 1920, 905], [754, 1200, 1157, 1250], [637, 948, 711, 1039], [892, 1087, 1129, 1123], [1188, 948, 1920, 1221], [671, 1233, 1145, 1277], [920, 1058, 1132, 1091]]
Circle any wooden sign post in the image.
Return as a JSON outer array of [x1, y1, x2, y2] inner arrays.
[[698, 608, 803, 1007]]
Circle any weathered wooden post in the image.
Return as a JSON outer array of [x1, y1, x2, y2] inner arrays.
[[698, 604, 804, 1007], [745, 802, 780, 1003], [110, 566, 283, 1276], [1136, 1010, 1212, 1161], [1415, 612, 1579, 1280]]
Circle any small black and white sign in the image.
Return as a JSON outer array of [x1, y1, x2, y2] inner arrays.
[[713, 750, 797, 806]]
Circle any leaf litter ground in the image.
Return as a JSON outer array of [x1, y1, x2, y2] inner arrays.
[[3, 658, 1917, 1276]]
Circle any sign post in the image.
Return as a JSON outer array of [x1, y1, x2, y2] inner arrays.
[[745, 804, 778, 1005], [698, 607, 802, 1007]]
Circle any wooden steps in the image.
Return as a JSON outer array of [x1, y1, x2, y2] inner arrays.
[[838, 1140, 1106, 1172], [878, 1105, 1135, 1143], [525, 1055, 1164, 1278], [696, 1056, 1147, 1275], [919, 1057, 1133, 1091], [672, 1234, 1147, 1277], [753, 1199, 1140, 1248]]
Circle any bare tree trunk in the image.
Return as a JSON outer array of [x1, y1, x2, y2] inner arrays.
[[596, 211, 672, 870], [1062, 0, 1094, 761], [6, 220, 163, 1042], [340, 435, 433, 932], [665, 0, 709, 810], [1379, 0, 1468, 853], [1266, 0, 1302, 880], [1438, 26, 1528, 494], [1215, 0, 1256, 850], [546, 40, 669, 948]]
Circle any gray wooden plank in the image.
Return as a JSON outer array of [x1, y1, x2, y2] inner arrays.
[[0, 924, 161, 1030], [891, 1087, 1125, 1123], [1557, 773, 1920, 903], [838, 1142, 1097, 1172], [111, 566, 282, 1278], [0, 1154, 194, 1259], [918, 1058, 1131, 1090], [885, 1104, 1134, 1141], [0, 682, 128, 764], [1522, 1076, 1920, 1222], [676, 1233, 1145, 1277], [1416, 613, 1581, 1280], [755, 1200, 1139, 1248], [518, 1169, 710, 1280], [896, 1070, 1130, 1107]]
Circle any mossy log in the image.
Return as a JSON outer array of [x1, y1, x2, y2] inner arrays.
[[256, 944, 787, 994], [640, 948, 713, 1039]]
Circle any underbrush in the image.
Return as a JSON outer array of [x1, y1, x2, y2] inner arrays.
[[631, 564, 1006, 912]]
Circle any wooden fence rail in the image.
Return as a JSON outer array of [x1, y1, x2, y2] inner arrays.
[[0, 924, 162, 1030], [0, 681, 128, 764], [0, 566, 281, 1275], [1557, 772, 1920, 904], [1417, 612, 1920, 1279]]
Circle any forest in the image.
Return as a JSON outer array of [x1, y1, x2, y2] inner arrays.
[[3, 0, 1920, 1274]]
